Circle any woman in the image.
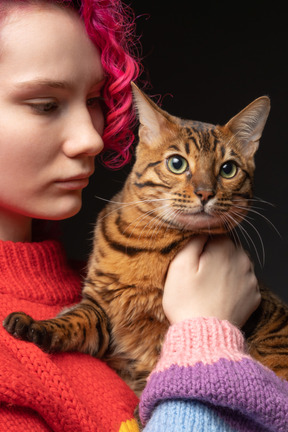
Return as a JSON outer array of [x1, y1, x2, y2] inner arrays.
[[0, 1, 140, 430], [0, 1, 287, 431]]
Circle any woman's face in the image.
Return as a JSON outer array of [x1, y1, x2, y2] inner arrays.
[[0, 4, 105, 226]]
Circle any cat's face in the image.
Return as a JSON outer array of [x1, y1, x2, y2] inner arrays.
[[131, 84, 270, 234]]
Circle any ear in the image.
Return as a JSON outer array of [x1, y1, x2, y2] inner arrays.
[[131, 82, 171, 145], [225, 96, 270, 157]]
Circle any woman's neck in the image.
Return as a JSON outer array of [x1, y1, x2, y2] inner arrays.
[[0, 209, 32, 242]]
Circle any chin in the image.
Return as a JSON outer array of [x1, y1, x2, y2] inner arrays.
[[59, 204, 83, 220], [40, 197, 83, 221]]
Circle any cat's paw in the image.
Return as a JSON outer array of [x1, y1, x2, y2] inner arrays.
[[3, 312, 53, 351]]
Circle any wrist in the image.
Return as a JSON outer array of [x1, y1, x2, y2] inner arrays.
[[154, 317, 248, 373]]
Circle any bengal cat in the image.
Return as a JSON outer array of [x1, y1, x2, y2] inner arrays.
[[4, 83, 288, 395]]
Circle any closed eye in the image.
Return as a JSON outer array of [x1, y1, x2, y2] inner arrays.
[[27, 100, 59, 114]]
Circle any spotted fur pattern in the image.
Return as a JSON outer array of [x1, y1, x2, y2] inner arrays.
[[4, 84, 288, 394]]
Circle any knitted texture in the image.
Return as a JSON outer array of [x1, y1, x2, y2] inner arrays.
[[140, 318, 288, 431], [143, 400, 237, 432], [0, 240, 139, 432]]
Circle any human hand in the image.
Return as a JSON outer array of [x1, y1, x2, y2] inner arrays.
[[163, 236, 261, 327]]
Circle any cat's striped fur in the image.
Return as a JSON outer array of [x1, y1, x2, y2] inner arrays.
[[4, 84, 288, 394]]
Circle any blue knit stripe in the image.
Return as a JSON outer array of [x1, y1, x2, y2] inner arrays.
[[143, 400, 237, 432]]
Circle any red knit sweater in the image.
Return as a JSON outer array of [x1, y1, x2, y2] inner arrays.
[[0, 239, 139, 432]]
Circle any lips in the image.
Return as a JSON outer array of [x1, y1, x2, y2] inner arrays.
[[55, 171, 94, 190], [59, 171, 94, 182]]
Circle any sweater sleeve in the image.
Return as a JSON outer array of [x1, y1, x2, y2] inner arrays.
[[140, 317, 288, 432]]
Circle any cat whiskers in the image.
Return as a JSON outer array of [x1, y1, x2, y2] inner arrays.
[[218, 195, 280, 267], [95, 195, 170, 223], [133, 204, 190, 248], [94, 194, 180, 251], [137, 206, 179, 248], [218, 212, 242, 248], [122, 202, 171, 242], [227, 209, 265, 267], [235, 196, 276, 208], [232, 200, 281, 238]]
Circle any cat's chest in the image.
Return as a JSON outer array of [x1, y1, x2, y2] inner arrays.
[[105, 283, 166, 323]]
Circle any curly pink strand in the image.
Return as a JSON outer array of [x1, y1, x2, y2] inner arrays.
[[80, 0, 142, 168]]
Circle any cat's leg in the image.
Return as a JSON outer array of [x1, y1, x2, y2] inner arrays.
[[3, 295, 110, 356], [243, 287, 288, 381]]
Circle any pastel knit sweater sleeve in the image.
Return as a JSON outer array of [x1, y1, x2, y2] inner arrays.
[[140, 317, 288, 432]]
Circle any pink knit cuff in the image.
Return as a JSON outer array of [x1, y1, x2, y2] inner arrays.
[[153, 317, 249, 373]]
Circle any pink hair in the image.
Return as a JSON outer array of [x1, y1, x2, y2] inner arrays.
[[79, 0, 142, 168], [0, 0, 142, 169]]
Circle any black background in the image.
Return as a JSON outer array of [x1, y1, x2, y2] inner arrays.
[[61, 1, 288, 302]]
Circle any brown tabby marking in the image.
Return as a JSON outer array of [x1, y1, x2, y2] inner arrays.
[[4, 84, 288, 395]]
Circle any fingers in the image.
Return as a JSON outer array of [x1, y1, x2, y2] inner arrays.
[[163, 234, 261, 327], [170, 235, 208, 272]]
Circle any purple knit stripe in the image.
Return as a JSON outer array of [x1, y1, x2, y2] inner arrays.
[[140, 358, 288, 431]]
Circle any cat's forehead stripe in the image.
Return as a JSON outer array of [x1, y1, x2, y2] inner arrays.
[[168, 145, 181, 152], [185, 142, 190, 155], [182, 124, 219, 154], [185, 134, 200, 152]]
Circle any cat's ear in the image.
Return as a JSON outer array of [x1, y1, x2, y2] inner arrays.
[[131, 82, 172, 145], [225, 96, 270, 157]]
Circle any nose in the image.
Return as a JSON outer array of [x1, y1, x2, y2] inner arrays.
[[62, 107, 104, 158], [195, 189, 215, 205]]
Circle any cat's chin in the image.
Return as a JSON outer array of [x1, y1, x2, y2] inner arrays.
[[173, 212, 226, 233]]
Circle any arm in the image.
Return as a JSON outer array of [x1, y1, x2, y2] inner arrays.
[[140, 237, 288, 431]]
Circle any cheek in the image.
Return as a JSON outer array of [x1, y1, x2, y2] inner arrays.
[[0, 130, 61, 209], [0, 142, 29, 182], [217, 172, 247, 194], [0, 141, 51, 179]]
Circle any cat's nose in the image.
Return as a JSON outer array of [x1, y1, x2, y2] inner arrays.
[[195, 189, 215, 204]]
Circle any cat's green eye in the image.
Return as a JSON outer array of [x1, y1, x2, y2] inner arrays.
[[220, 161, 238, 179], [167, 155, 188, 174]]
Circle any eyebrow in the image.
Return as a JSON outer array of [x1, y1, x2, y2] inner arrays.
[[14, 78, 72, 91], [13, 77, 106, 91]]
